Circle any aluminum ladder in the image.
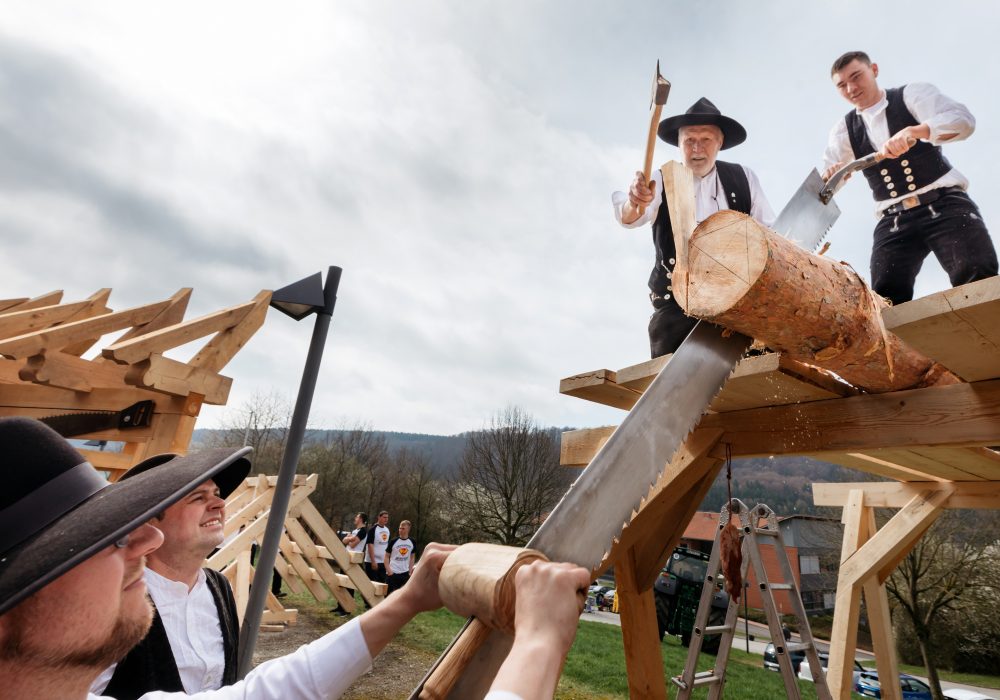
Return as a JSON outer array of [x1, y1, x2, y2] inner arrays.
[[671, 499, 832, 700]]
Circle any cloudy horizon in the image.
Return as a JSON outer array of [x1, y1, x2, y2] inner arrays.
[[2, 2, 997, 435]]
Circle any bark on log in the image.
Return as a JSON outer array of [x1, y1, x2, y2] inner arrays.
[[677, 209, 958, 393]]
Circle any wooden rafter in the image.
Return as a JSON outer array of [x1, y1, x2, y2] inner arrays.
[[0, 286, 272, 475]]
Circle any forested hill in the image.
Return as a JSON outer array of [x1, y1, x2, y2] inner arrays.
[[192, 428, 872, 516]]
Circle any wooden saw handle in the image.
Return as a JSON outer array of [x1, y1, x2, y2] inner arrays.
[[414, 543, 548, 700]]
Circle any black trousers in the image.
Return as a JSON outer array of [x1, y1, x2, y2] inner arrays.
[[386, 572, 410, 595], [648, 297, 698, 359], [366, 562, 386, 584], [871, 190, 998, 305]]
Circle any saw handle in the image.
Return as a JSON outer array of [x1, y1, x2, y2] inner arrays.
[[413, 544, 549, 700], [820, 137, 917, 204]]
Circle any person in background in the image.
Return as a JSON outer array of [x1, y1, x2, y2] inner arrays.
[[384, 520, 416, 595]]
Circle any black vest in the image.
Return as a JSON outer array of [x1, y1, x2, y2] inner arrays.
[[649, 160, 751, 296], [102, 568, 240, 700], [845, 86, 952, 202]]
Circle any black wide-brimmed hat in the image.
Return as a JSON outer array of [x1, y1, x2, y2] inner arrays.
[[657, 97, 747, 150], [120, 444, 249, 498], [0, 417, 252, 615]]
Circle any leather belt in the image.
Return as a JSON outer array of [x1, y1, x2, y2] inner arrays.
[[880, 186, 963, 218]]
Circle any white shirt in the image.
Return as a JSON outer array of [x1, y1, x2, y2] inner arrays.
[[91, 568, 227, 695], [822, 83, 975, 216], [364, 524, 390, 564], [612, 164, 775, 230], [89, 617, 373, 700], [346, 526, 366, 553]]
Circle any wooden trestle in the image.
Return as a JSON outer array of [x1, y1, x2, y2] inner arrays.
[[559, 274, 1000, 699]]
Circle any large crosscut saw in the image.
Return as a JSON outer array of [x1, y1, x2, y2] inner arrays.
[[411, 84, 842, 700]]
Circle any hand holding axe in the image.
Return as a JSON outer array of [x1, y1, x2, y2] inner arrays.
[[636, 61, 671, 217]]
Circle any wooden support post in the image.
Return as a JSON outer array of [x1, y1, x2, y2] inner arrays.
[[862, 508, 901, 700], [616, 546, 667, 700], [827, 489, 866, 700]]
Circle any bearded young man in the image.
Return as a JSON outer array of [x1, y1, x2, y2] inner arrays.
[[90, 456, 250, 698], [614, 97, 775, 358], [823, 50, 998, 305], [0, 418, 590, 700]]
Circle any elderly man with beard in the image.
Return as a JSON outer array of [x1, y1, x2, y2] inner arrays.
[[614, 97, 775, 358], [0, 418, 591, 700], [89, 456, 250, 698]]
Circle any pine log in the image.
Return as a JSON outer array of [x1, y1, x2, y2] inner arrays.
[[677, 209, 959, 393]]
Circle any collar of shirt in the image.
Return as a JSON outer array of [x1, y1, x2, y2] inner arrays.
[[856, 89, 888, 123], [145, 565, 207, 602]]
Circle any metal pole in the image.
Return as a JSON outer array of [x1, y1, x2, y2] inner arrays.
[[237, 266, 341, 677]]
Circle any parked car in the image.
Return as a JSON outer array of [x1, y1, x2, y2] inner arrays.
[[796, 651, 864, 686], [763, 642, 806, 674], [942, 690, 995, 700], [591, 586, 614, 608], [855, 670, 932, 699]]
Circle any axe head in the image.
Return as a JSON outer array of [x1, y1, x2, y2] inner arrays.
[[649, 59, 671, 109]]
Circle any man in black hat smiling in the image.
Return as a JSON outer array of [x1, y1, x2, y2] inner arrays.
[[90, 453, 250, 698], [613, 97, 775, 357]]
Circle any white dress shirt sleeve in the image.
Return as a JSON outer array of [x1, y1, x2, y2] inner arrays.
[[902, 82, 975, 145], [822, 118, 854, 172], [87, 618, 374, 700], [742, 166, 776, 228], [612, 168, 663, 229], [484, 691, 526, 700]]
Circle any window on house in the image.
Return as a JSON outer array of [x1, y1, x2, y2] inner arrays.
[[799, 555, 820, 574]]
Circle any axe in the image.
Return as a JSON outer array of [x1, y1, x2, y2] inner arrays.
[[637, 61, 671, 217]]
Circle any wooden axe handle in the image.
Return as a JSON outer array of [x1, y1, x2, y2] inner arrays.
[[638, 103, 665, 217]]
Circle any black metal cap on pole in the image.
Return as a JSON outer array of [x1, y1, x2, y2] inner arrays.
[[237, 266, 341, 677]]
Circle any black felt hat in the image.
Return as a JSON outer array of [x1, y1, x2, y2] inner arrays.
[[657, 97, 747, 150], [120, 445, 249, 498], [0, 417, 252, 615]]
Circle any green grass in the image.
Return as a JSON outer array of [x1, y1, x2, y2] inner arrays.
[[281, 591, 999, 697]]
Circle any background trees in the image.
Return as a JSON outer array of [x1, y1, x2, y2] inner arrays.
[[448, 406, 571, 545], [887, 510, 1000, 697]]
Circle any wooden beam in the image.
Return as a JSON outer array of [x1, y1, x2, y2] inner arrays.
[[559, 369, 641, 411], [813, 481, 1000, 509], [827, 489, 866, 700], [18, 351, 129, 392], [862, 507, 901, 700], [125, 353, 232, 405], [0, 290, 111, 339], [105, 288, 192, 348], [190, 290, 271, 373], [601, 428, 723, 577], [838, 488, 953, 588], [560, 426, 615, 467], [0, 291, 63, 314], [615, 546, 667, 700], [0, 299, 172, 358], [883, 275, 1000, 382], [702, 379, 1000, 460], [102, 300, 257, 364]]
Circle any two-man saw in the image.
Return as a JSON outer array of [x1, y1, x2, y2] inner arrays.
[[411, 65, 843, 699]]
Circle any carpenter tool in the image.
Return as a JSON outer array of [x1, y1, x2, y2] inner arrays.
[[637, 61, 671, 217], [412, 136, 846, 700], [37, 400, 155, 438]]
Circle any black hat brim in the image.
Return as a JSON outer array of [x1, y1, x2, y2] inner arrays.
[[657, 113, 747, 150], [0, 447, 251, 615], [119, 447, 250, 499]]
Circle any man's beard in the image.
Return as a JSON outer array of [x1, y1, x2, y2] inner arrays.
[[0, 589, 153, 670]]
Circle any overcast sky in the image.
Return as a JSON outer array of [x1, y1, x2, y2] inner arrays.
[[2, 2, 997, 435]]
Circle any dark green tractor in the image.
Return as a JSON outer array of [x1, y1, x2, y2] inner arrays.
[[653, 546, 730, 654]]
